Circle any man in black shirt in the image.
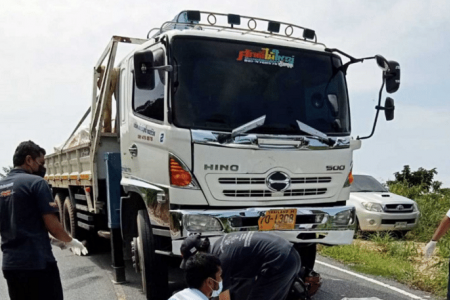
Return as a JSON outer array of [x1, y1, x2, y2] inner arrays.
[[0, 141, 87, 300], [180, 232, 301, 300]]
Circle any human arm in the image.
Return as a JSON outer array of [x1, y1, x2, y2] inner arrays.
[[43, 213, 72, 243], [431, 215, 450, 242], [425, 213, 450, 258], [43, 213, 88, 255]]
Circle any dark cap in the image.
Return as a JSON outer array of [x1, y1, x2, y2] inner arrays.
[[180, 235, 210, 269]]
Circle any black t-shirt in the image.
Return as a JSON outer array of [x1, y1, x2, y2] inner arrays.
[[0, 169, 58, 270], [211, 232, 293, 288]]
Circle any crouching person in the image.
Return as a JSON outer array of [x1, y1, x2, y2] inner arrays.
[[169, 253, 223, 300], [179, 232, 303, 300]]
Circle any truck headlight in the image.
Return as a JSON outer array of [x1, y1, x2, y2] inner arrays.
[[412, 202, 419, 212], [362, 202, 383, 212], [332, 209, 354, 226], [184, 215, 223, 232]]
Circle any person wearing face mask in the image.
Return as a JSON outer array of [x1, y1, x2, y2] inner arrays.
[[179, 233, 303, 300], [169, 252, 223, 300], [0, 140, 88, 300]]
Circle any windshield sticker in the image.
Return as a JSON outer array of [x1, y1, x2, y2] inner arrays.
[[237, 48, 295, 68]]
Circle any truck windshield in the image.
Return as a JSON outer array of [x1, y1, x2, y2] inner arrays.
[[171, 37, 350, 136]]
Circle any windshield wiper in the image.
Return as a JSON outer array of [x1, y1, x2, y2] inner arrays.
[[296, 120, 336, 147], [218, 115, 266, 144]]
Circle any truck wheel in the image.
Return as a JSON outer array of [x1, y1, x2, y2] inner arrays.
[[136, 210, 168, 300], [54, 193, 64, 221], [63, 196, 77, 238], [293, 241, 316, 278]]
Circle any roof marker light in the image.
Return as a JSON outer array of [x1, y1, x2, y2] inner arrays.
[[268, 21, 280, 33], [186, 11, 201, 23], [228, 14, 241, 27], [303, 28, 315, 40]]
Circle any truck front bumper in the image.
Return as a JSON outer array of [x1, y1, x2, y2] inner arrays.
[[169, 205, 355, 255]]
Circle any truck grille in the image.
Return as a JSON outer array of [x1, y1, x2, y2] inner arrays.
[[223, 188, 327, 197], [219, 177, 331, 185]]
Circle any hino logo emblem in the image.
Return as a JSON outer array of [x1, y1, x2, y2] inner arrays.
[[396, 205, 404, 211], [266, 172, 291, 192], [204, 164, 239, 172]]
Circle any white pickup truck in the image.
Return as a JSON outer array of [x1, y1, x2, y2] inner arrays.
[[44, 11, 401, 300]]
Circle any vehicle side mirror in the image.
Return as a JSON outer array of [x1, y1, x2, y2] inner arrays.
[[384, 97, 395, 121], [375, 55, 389, 71], [134, 50, 155, 90], [385, 61, 400, 94]]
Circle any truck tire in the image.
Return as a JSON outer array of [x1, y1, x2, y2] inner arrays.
[[54, 193, 64, 221], [136, 210, 168, 300], [293, 241, 316, 277], [63, 196, 77, 238]]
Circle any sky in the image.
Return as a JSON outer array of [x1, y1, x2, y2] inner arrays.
[[0, 0, 449, 186]]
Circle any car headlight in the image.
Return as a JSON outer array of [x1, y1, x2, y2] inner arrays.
[[332, 209, 354, 226], [361, 202, 383, 212], [412, 202, 419, 212], [184, 215, 223, 232]]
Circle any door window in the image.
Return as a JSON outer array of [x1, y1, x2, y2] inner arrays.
[[132, 48, 165, 122]]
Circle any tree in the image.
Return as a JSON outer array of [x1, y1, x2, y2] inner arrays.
[[387, 165, 442, 193], [0, 166, 13, 179]]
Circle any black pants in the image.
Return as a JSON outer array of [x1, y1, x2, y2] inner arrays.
[[246, 247, 301, 300], [3, 262, 63, 300]]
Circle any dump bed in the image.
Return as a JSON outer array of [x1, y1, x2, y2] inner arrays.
[[45, 133, 119, 189]]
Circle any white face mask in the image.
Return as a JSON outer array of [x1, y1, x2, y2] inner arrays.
[[209, 278, 223, 298]]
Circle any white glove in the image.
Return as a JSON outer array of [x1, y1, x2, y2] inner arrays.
[[425, 240, 437, 258], [66, 238, 88, 256]]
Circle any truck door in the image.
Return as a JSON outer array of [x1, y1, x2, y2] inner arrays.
[[122, 44, 168, 185]]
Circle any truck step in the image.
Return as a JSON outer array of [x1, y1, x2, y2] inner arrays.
[[74, 193, 87, 200], [76, 204, 88, 211], [97, 230, 111, 239], [76, 212, 94, 222], [77, 221, 94, 231]]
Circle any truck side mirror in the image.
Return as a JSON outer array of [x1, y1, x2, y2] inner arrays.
[[385, 61, 400, 94], [384, 97, 395, 121], [134, 50, 155, 90], [375, 55, 389, 71]]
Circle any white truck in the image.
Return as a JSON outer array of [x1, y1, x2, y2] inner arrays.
[[44, 11, 400, 300]]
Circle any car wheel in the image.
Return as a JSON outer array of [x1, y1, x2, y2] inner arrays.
[[136, 210, 168, 300]]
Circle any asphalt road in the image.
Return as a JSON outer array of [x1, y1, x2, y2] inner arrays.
[[0, 247, 439, 300]]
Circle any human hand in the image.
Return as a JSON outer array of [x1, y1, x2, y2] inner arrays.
[[66, 238, 88, 256], [425, 241, 437, 258]]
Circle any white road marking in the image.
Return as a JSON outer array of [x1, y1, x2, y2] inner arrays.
[[316, 260, 425, 300], [341, 298, 382, 300]]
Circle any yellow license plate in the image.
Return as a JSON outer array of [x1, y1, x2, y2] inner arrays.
[[258, 209, 297, 231]]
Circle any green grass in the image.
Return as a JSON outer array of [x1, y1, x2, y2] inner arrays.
[[318, 184, 450, 298]]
